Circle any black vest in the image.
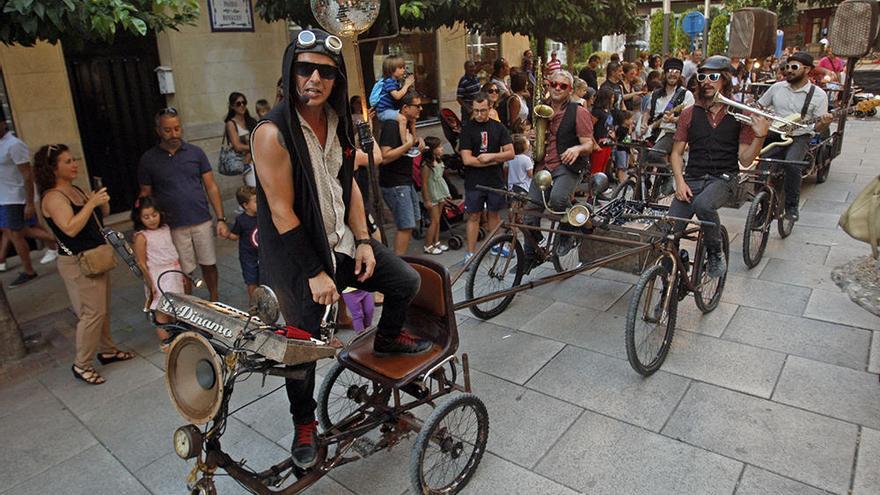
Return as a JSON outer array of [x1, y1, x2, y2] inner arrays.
[[556, 102, 589, 173], [685, 106, 741, 178]]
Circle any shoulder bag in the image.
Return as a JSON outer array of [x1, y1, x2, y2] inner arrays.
[[218, 126, 247, 176], [55, 188, 118, 277]]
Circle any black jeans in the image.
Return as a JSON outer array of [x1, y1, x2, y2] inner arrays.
[[668, 174, 735, 251], [285, 239, 420, 424], [762, 134, 811, 208]]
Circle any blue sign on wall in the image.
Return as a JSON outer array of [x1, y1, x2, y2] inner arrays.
[[682, 12, 706, 36]]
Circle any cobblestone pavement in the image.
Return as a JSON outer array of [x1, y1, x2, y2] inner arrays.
[[0, 121, 878, 494]]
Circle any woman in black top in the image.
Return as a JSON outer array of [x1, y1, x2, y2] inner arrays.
[[589, 88, 616, 175], [35, 144, 132, 385]]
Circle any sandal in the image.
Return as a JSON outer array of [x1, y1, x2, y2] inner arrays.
[[72, 365, 105, 385], [97, 350, 135, 365]]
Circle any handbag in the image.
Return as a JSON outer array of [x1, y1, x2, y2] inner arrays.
[[218, 132, 246, 176], [839, 175, 880, 259], [56, 189, 118, 277]]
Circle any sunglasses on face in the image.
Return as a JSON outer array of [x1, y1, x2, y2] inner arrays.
[[234, 101, 247, 107], [294, 62, 338, 80], [549, 81, 571, 91], [695, 72, 722, 83], [666, 69, 681, 74], [485, 88, 499, 94], [784, 63, 804, 71]]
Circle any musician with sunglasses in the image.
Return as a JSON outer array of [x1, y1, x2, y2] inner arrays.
[[523, 69, 594, 272], [249, 29, 427, 470], [757, 52, 833, 222], [670, 56, 770, 278]]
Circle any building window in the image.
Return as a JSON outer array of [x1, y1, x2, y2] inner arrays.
[[0, 68, 14, 133], [466, 31, 499, 77], [375, 31, 439, 122]]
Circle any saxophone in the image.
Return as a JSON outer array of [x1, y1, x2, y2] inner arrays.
[[532, 57, 554, 163]]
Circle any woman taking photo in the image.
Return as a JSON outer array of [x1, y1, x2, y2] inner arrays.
[[35, 144, 131, 385], [224, 92, 258, 187]]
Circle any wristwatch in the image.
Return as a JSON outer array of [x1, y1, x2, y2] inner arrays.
[[355, 238, 371, 246], [217, 216, 227, 223]]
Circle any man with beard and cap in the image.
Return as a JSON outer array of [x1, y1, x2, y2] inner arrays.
[[669, 56, 770, 278], [757, 52, 833, 221], [642, 57, 694, 163], [250, 29, 428, 469]]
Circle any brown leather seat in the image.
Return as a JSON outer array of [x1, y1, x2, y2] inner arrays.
[[339, 258, 458, 388]]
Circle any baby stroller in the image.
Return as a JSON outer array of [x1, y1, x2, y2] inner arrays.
[[440, 108, 464, 173]]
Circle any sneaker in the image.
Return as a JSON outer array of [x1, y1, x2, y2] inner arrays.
[[9, 272, 37, 289], [39, 249, 58, 265], [291, 421, 319, 469], [556, 236, 575, 257], [405, 147, 421, 158], [785, 206, 799, 222], [489, 244, 511, 257], [423, 244, 442, 255], [436, 243, 449, 252], [462, 252, 474, 270], [706, 250, 727, 279], [373, 332, 432, 356]]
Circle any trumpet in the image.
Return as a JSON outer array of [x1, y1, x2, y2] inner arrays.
[[712, 92, 811, 138]]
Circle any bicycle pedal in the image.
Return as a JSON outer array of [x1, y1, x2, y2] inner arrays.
[[353, 437, 377, 457]]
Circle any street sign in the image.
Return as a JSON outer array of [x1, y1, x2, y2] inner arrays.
[[682, 12, 706, 36]]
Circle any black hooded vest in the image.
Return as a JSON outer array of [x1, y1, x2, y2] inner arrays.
[[555, 102, 589, 173]]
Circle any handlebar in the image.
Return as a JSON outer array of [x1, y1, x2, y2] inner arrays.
[[755, 157, 810, 167]]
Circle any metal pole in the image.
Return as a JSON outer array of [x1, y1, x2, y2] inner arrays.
[[703, 0, 710, 55], [662, 0, 671, 55]]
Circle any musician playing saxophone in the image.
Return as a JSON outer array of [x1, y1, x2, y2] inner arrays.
[[669, 56, 770, 278], [757, 52, 834, 222]]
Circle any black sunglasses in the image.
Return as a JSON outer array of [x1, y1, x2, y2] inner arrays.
[[157, 106, 178, 117], [294, 62, 338, 80], [234, 100, 247, 107]]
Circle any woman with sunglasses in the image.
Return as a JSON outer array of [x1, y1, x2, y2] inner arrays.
[[224, 92, 258, 186], [668, 56, 770, 279], [480, 82, 502, 122]]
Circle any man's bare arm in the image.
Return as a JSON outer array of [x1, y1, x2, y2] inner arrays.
[[252, 123, 301, 233]]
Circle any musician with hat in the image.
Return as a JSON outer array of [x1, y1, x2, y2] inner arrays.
[[669, 55, 770, 278], [641, 57, 695, 164], [250, 28, 429, 470], [757, 51, 834, 221]]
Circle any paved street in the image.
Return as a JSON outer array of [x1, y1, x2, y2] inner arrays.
[[0, 120, 878, 495]]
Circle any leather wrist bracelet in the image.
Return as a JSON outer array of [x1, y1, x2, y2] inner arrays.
[[355, 238, 371, 247]]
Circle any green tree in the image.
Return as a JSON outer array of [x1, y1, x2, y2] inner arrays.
[[0, 0, 199, 46], [0, 0, 198, 363], [649, 10, 664, 55], [708, 12, 729, 56]]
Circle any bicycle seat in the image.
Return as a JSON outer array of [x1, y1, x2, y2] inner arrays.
[[339, 258, 458, 388]]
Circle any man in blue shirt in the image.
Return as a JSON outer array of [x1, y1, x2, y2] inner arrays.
[[138, 108, 228, 301], [456, 60, 481, 119]]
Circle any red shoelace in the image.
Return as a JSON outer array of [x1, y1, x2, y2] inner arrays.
[[294, 421, 317, 446]]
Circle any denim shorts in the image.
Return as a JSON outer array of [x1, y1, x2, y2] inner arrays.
[[614, 149, 629, 170], [464, 187, 506, 213], [381, 184, 421, 230], [0, 204, 36, 231], [378, 108, 400, 122]]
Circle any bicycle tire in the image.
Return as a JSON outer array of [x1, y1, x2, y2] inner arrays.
[[625, 262, 678, 376], [742, 191, 771, 268], [465, 234, 524, 319], [611, 178, 637, 201], [693, 225, 729, 313]]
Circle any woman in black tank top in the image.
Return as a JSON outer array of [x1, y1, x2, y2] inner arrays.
[[34, 144, 132, 385]]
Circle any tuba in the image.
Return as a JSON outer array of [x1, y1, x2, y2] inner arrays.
[[532, 57, 554, 163]]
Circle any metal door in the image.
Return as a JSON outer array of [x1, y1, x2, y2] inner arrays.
[[64, 33, 165, 213]]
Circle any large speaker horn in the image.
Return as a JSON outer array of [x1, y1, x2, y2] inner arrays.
[[728, 8, 778, 59], [165, 332, 225, 425], [829, 0, 880, 58]]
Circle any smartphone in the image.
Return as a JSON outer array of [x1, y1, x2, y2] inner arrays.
[[91, 176, 104, 190]]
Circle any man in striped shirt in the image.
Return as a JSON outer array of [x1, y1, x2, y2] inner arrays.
[[457, 60, 481, 119]]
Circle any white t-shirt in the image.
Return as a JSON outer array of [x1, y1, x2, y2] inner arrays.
[[506, 154, 533, 192], [0, 132, 30, 205], [648, 87, 695, 135]]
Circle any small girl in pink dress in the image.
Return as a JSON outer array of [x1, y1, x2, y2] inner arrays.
[[131, 196, 184, 351]]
